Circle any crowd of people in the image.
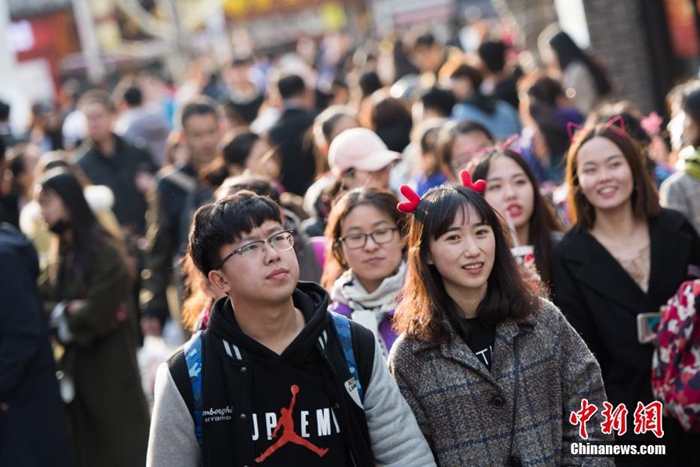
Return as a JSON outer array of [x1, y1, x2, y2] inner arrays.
[[1, 18, 700, 467]]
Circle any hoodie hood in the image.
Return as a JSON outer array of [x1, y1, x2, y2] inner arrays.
[[207, 281, 330, 360], [0, 223, 39, 280], [196, 280, 362, 466]]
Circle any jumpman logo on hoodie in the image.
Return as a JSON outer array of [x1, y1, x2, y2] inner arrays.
[[255, 385, 329, 463]]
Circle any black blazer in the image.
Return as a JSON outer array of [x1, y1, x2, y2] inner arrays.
[[551, 209, 700, 456]]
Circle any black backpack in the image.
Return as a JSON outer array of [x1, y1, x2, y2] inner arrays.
[[168, 312, 373, 446]]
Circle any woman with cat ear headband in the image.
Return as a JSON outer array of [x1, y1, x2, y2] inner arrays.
[[552, 118, 700, 466]]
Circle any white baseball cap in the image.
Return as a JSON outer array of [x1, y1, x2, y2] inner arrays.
[[328, 127, 401, 174]]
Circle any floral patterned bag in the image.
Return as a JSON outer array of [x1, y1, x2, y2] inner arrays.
[[652, 279, 700, 432]]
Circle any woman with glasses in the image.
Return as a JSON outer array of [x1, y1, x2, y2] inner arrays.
[[552, 121, 700, 465], [321, 187, 408, 354]]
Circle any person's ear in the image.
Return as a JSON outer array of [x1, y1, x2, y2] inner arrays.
[[208, 269, 230, 294], [426, 253, 434, 265]]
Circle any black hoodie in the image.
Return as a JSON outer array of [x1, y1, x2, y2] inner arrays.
[[195, 282, 374, 466]]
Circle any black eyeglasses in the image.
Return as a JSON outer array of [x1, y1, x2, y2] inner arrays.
[[216, 230, 295, 269], [337, 227, 398, 250]]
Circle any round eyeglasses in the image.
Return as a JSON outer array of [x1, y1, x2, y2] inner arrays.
[[216, 230, 295, 268], [337, 227, 398, 250]]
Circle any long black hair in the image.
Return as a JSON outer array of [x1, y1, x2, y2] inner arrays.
[[40, 168, 101, 282], [549, 31, 612, 96]]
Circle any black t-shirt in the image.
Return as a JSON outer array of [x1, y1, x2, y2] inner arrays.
[[459, 317, 496, 371]]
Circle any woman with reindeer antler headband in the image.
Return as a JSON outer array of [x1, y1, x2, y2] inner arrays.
[[388, 171, 612, 466], [552, 118, 700, 465]]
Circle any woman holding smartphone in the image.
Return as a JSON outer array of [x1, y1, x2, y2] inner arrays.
[[552, 121, 700, 466]]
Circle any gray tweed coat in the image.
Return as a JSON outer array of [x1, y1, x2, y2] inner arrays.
[[388, 299, 614, 467]]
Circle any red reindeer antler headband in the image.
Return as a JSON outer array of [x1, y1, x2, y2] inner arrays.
[[459, 169, 486, 193], [397, 185, 421, 214], [397, 170, 486, 214]]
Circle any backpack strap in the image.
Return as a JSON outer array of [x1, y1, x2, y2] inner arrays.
[[329, 312, 364, 403], [168, 332, 204, 446], [350, 315, 375, 399], [170, 332, 247, 466], [329, 301, 352, 318], [169, 350, 193, 412], [184, 332, 204, 446], [317, 312, 374, 465]]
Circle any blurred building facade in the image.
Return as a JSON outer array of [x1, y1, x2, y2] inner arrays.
[[7, 0, 78, 94], [583, 0, 700, 113]]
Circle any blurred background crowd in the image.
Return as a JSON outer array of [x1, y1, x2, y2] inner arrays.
[[2, 0, 700, 465]]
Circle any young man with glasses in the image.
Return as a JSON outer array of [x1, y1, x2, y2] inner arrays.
[[147, 191, 434, 467]]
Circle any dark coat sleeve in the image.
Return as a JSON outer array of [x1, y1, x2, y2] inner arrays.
[[682, 215, 700, 266], [0, 232, 75, 467], [66, 236, 132, 347], [0, 246, 42, 401]]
